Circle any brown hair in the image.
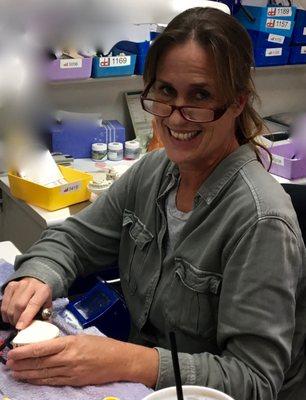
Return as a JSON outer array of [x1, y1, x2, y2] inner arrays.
[[144, 7, 269, 163]]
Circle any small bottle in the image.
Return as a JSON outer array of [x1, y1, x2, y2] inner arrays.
[[92, 142, 107, 161], [124, 140, 140, 160], [108, 142, 123, 161]]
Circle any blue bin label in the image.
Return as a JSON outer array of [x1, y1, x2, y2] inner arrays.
[[266, 19, 292, 30], [265, 48, 283, 57], [267, 7, 293, 18], [303, 27, 306, 36], [61, 181, 81, 194], [99, 55, 131, 68], [301, 46, 306, 54], [268, 34, 285, 44], [60, 59, 83, 69]]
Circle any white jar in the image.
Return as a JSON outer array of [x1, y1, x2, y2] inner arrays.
[[124, 140, 140, 160], [92, 142, 107, 161], [108, 142, 123, 161]]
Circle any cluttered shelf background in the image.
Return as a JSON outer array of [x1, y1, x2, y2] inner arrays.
[[46, 65, 306, 139]]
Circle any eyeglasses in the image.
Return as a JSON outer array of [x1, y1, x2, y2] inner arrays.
[[140, 83, 228, 123]]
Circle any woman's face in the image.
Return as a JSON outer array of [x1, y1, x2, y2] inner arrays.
[[152, 40, 246, 170]]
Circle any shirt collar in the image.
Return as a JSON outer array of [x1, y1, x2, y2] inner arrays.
[[197, 144, 258, 204], [165, 144, 259, 204]]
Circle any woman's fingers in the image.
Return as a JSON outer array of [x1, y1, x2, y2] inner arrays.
[[16, 287, 52, 329], [1, 278, 52, 328]]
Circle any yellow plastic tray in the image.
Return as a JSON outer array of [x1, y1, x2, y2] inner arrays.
[[8, 166, 92, 211]]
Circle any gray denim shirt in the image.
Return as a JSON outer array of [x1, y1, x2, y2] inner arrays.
[[5, 144, 306, 400]]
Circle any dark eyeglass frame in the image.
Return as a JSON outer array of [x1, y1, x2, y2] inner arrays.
[[140, 82, 228, 123]]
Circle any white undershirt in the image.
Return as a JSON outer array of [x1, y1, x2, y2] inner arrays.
[[165, 186, 193, 254]]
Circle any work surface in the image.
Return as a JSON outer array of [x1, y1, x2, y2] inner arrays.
[[0, 259, 152, 400]]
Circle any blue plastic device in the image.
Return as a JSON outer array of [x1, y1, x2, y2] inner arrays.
[[66, 276, 130, 341]]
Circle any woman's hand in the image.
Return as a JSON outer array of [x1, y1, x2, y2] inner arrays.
[[1, 278, 52, 329], [6, 335, 159, 387]]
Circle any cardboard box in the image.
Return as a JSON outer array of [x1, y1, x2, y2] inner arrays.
[[48, 120, 126, 158]]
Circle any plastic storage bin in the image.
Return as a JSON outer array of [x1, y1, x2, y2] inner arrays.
[[291, 9, 306, 44], [48, 120, 126, 158], [235, 5, 296, 38], [92, 48, 136, 78], [116, 41, 150, 75], [289, 45, 306, 64], [46, 57, 93, 81], [248, 29, 291, 48], [8, 166, 92, 211], [265, 142, 306, 179], [254, 46, 290, 67]]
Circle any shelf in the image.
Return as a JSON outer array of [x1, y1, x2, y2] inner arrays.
[[46, 64, 306, 85], [47, 75, 143, 86]]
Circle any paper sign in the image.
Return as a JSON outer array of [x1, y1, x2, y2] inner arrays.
[[272, 154, 284, 167], [301, 46, 306, 55], [268, 34, 285, 44], [265, 48, 282, 57], [303, 27, 306, 36], [267, 7, 293, 17], [60, 59, 83, 69], [266, 19, 291, 30], [99, 55, 131, 68], [61, 182, 81, 194]]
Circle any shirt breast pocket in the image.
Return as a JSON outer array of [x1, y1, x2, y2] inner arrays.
[[120, 210, 154, 294], [165, 258, 222, 339]]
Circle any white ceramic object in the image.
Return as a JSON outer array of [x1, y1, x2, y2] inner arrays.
[[142, 385, 234, 400], [12, 320, 60, 347]]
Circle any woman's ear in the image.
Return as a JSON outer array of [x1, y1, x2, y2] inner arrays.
[[232, 93, 249, 117]]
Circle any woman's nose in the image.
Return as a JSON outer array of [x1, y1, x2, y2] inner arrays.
[[167, 107, 186, 125]]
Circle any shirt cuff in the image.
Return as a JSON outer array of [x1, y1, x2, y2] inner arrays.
[[154, 347, 197, 390], [1, 258, 66, 298]]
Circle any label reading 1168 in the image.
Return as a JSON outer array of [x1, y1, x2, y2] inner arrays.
[[99, 55, 131, 68]]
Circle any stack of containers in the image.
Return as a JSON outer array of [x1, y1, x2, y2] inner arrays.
[[235, 4, 296, 67], [289, 7, 306, 64]]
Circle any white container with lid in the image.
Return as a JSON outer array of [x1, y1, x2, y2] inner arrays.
[[124, 140, 140, 160], [92, 142, 107, 161], [108, 142, 123, 161]]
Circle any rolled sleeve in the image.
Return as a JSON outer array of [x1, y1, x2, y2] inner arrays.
[[155, 347, 197, 389]]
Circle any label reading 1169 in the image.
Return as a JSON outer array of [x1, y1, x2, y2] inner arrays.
[[99, 55, 131, 68]]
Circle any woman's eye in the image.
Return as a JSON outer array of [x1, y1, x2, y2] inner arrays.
[[160, 86, 175, 97], [194, 90, 211, 101]]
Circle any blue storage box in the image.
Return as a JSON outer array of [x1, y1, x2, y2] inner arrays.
[[289, 45, 306, 64], [248, 29, 291, 48], [48, 120, 126, 158], [235, 6, 296, 38], [91, 48, 136, 78], [116, 40, 150, 75], [254, 46, 290, 67], [291, 9, 306, 44]]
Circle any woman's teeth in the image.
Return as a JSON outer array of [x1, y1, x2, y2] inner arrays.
[[169, 129, 201, 141]]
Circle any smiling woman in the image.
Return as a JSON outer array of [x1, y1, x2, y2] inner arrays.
[[1, 6, 306, 400]]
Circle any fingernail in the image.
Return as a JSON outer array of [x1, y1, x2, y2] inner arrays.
[[16, 322, 24, 330]]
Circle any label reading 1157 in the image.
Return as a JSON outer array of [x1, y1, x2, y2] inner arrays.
[[99, 55, 131, 68], [266, 19, 291, 30]]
